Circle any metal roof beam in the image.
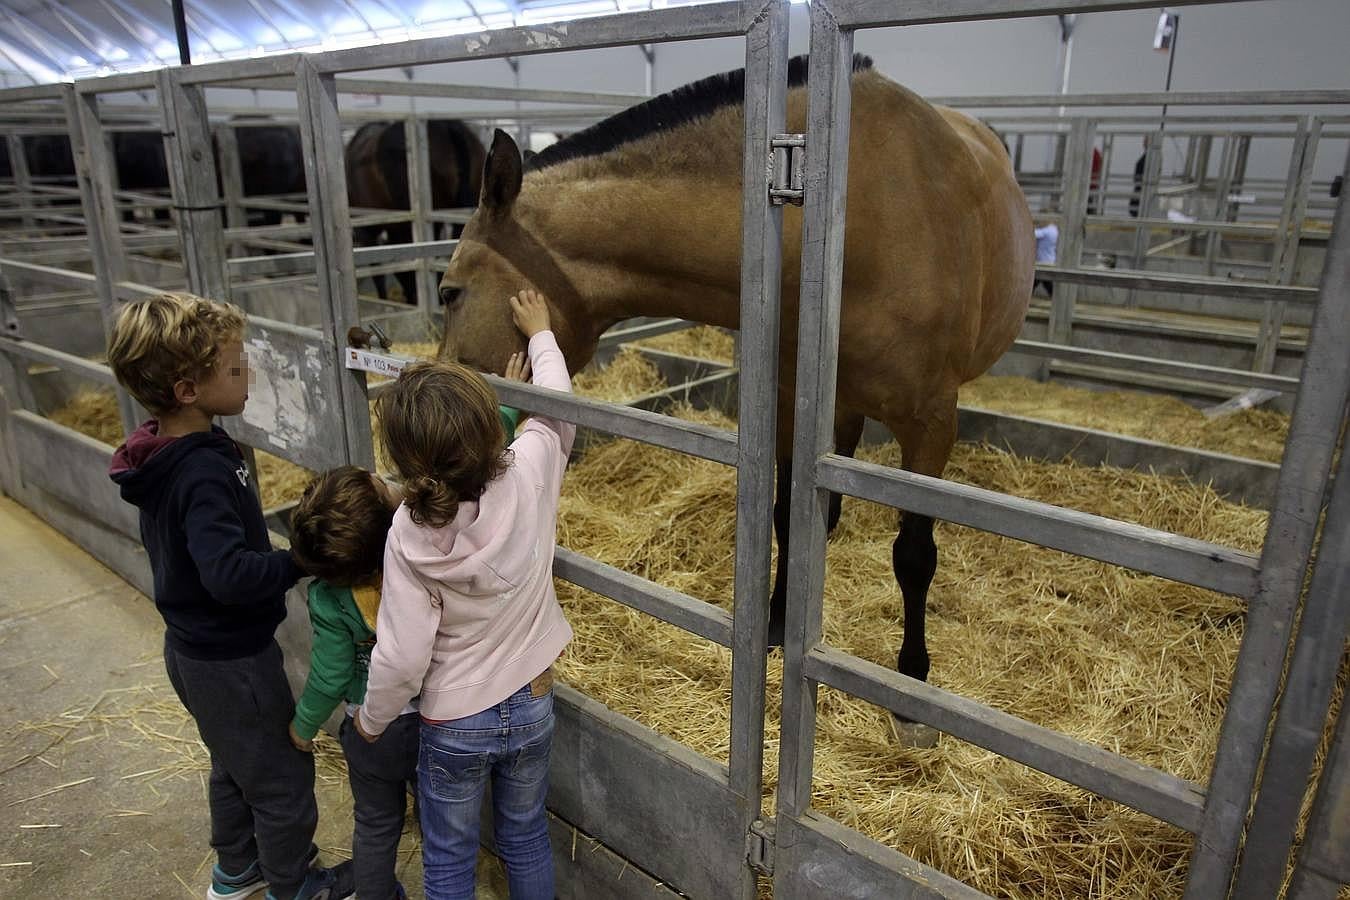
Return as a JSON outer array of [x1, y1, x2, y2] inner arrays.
[[93, 0, 170, 66]]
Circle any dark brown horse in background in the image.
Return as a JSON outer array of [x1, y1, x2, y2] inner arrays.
[[345, 119, 486, 304], [436, 57, 1032, 743]]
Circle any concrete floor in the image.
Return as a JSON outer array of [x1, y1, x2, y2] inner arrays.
[[0, 496, 507, 899]]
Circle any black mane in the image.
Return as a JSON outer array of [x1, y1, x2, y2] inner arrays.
[[526, 53, 873, 172]]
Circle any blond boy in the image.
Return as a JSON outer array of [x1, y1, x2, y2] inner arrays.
[[107, 293, 350, 900]]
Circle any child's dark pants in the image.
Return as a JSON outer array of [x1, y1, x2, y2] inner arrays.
[[165, 638, 318, 899], [339, 711, 420, 900]]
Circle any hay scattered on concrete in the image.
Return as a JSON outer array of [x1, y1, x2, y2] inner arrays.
[[961, 375, 1289, 463], [554, 401, 1269, 898], [631, 325, 736, 365]]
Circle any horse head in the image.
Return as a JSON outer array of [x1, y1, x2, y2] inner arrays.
[[438, 129, 589, 378]]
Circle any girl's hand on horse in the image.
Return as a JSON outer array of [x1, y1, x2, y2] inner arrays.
[[504, 350, 531, 383], [509, 289, 551, 339]]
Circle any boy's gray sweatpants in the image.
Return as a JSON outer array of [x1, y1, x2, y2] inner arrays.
[[165, 638, 318, 898]]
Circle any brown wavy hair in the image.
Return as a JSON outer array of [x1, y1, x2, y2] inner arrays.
[[289, 466, 395, 586], [107, 292, 246, 415], [376, 360, 509, 528]]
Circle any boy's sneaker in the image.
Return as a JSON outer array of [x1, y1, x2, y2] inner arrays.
[[264, 861, 355, 900], [207, 860, 266, 900]]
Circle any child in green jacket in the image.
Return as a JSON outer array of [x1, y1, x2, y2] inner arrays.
[[287, 363, 526, 900]]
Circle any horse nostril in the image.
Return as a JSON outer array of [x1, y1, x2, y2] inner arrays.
[[439, 286, 462, 307]]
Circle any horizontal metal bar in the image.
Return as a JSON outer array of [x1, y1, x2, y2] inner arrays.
[[332, 78, 644, 106], [1011, 339, 1300, 393], [74, 70, 160, 94], [0, 338, 117, 385], [178, 53, 305, 86], [1091, 214, 1275, 236], [933, 90, 1350, 109], [311, 3, 747, 74], [1034, 266, 1319, 304], [597, 317, 692, 349], [228, 239, 457, 278], [804, 645, 1206, 832], [483, 374, 738, 467], [553, 546, 733, 647], [816, 454, 1259, 598], [0, 85, 66, 102], [835, 0, 1293, 29]]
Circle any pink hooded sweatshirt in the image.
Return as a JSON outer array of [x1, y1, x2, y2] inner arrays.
[[357, 330, 575, 736]]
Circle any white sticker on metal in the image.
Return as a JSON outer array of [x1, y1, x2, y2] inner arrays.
[[346, 347, 406, 378]]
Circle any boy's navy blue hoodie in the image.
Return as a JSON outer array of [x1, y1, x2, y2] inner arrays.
[[110, 420, 302, 660]]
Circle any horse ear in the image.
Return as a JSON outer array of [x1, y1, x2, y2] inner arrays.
[[481, 128, 522, 215]]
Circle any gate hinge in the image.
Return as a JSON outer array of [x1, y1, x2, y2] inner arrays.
[[769, 134, 805, 206], [746, 818, 776, 875]]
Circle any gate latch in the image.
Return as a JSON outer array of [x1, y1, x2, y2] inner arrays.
[[769, 134, 805, 206], [746, 818, 776, 875]]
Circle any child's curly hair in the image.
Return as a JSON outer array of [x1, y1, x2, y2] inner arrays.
[[290, 466, 395, 586], [107, 292, 246, 415], [375, 360, 509, 528]]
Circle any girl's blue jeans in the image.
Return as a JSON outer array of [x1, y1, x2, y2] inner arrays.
[[417, 682, 555, 900]]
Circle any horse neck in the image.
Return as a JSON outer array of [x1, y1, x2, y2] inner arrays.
[[520, 174, 744, 332]]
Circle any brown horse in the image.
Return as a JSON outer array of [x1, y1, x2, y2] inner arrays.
[[437, 56, 1032, 734], [345, 119, 486, 303]]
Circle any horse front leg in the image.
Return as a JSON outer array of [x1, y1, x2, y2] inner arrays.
[[888, 404, 957, 747]]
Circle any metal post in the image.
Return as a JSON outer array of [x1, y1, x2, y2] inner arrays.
[[6, 132, 33, 230], [1203, 135, 1235, 276], [1227, 134, 1251, 221], [774, 1, 852, 881], [1286, 701, 1350, 900], [1126, 129, 1164, 307], [1048, 116, 1094, 346], [729, 3, 788, 897], [1257, 118, 1321, 373], [405, 115, 437, 317], [1184, 148, 1350, 900], [1231, 404, 1350, 898], [214, 122, 247, 233], [68, 85, 140, 437], [171, 0, 191, 66], [158, 70, 226, 298], [296, 57, 375, 468]]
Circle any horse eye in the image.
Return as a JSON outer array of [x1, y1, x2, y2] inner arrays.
[[439, 286, 463, 307]]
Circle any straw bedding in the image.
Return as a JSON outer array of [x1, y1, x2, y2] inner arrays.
[[46, 340, 1333, 897]]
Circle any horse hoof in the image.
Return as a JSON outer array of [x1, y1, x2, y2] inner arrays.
[[889, 715, 939, 748]]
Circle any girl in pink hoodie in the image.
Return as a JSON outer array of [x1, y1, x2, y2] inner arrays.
[[354, 289, 574, 900]]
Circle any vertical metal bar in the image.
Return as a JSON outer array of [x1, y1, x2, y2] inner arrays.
[[405, 115, 437, 317], [1098, 132, 1113, 216], [1270, 117, 1311, 284], [296, 57, 375, 469], [1183, 134, 1197, 183], [1231, 406, 1350, 899], [729, 4, 788, 897], [6, 132, 33, 229], [1227, 135, 1251, 222], [1184, 147, 1350, 900], [1126, 129, 1163, 307], [1195, 133, 1213, 192], [1013, 132, 1024, 175], [774, 5, 852, 888], [1204, 135, 1235, 277], [171, 0, 191, 65], [158, 69, 226, 299], [1256, 119, 1321, 374], [68, 85, 141, 438], [1048, 116, 1093, 346], [729, 5, 788, 895], [1286, 700, 1350, 900], [214, 122, 247, 233]]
